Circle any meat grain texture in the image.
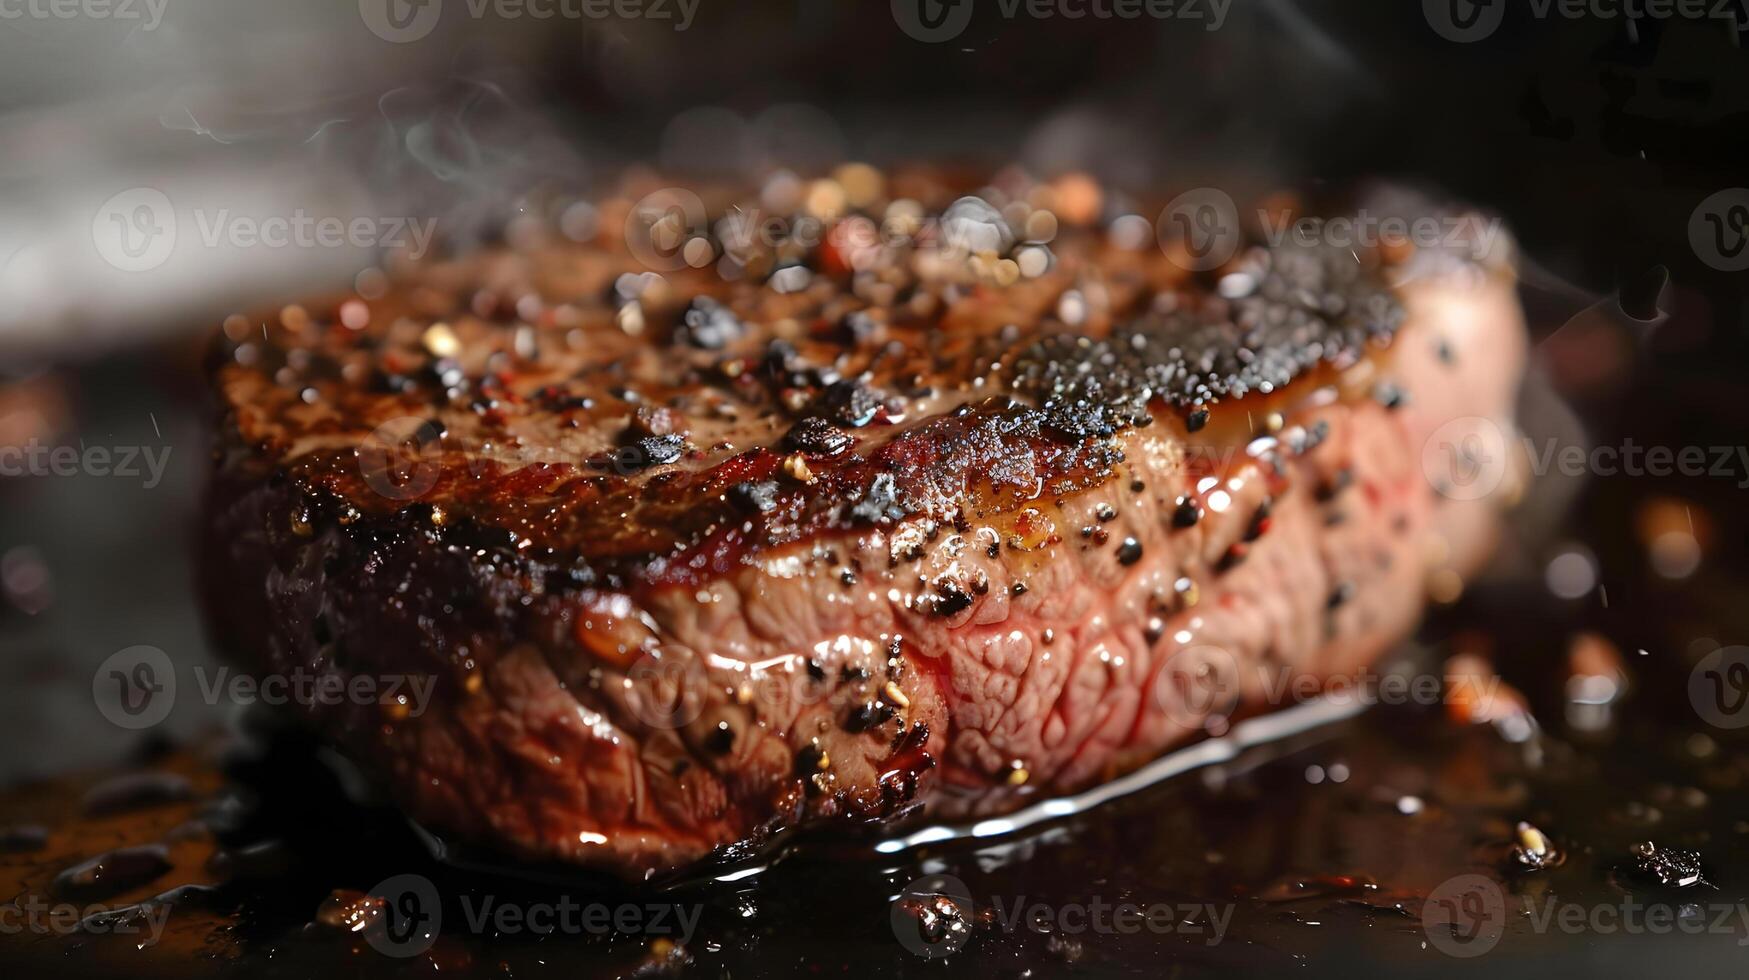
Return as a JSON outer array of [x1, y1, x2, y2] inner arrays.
[[201, 177, 1526, 879]]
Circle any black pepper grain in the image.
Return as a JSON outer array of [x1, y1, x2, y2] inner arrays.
[[1173, 499, 1203, 529], [705, 721, 735, 755], [1327, 582, 1354, 608]]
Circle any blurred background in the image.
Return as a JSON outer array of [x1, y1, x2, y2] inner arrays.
[[4, 3, 1749, 974]]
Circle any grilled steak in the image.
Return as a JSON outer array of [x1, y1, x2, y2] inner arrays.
[[200, 175, 1525, 881]]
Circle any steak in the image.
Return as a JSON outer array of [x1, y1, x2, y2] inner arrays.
[[200, 176, 1526, 881]]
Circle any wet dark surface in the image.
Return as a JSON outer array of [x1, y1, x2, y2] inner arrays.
[[6, 291, 1749, 978], [5, 621, 1749, 979]]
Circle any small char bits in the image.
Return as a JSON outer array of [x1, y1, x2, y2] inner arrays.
[[815, 379, 882, 428], [783, 416, 854, 456], [844, 700, 896, 733], [933, 582, 975, 617], [1623, 841, 1708, 889], [727, 480, 781, 514], [676, 296, 744, 350], [630, 434, 687, 468]]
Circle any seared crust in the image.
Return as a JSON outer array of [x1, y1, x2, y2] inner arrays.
[[202, 175, 1522, 878], [211, 186, 1456, 590]]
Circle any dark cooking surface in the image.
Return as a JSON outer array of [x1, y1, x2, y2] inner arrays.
[[5, 626, 1749, 979]]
